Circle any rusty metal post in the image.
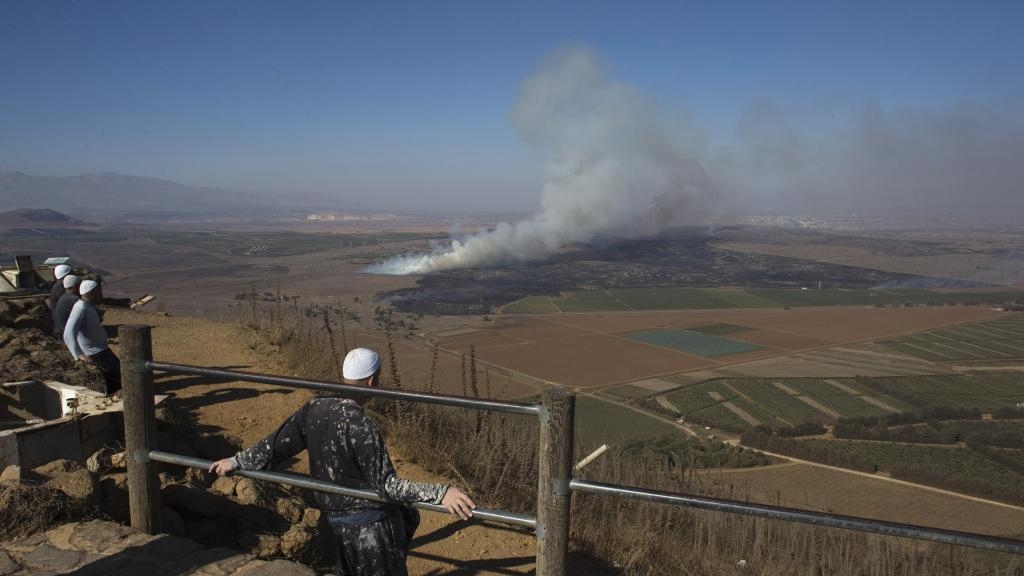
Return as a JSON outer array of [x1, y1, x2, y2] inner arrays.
[[121, 324, 161, 534], [536, 386, 575, 576]]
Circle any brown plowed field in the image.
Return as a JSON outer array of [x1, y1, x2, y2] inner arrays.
[[444, 307, 1006, 388], [474, 334, 715, 388], [488, 317, 591, 340], [726, 329, 833, 351], [435, 330, 524, 352], [698, 463, 1024, 537]]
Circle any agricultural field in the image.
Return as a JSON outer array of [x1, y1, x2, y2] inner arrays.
[[859, 373, 1024, 411], [793, 439, 1024, 505], [627, 329, 765, 357], [574, 395, 679, 451], [696, 463, 1024, 537], [716, 343, 954, 378], [504, 287, 1024, 314], [880, 315, 1024, 363], [435, 306, 1006, 389], [657, 377, 913, 432]]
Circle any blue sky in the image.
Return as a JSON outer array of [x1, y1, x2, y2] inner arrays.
[[2, 1, 1022, 211]]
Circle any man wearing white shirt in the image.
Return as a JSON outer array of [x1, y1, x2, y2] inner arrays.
[[63, 279, 121, 395]]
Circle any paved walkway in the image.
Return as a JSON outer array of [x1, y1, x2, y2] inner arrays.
[[0, 520, 314, 576]]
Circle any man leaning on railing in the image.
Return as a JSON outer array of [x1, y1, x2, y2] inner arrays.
[[210, 347, 476, 576]]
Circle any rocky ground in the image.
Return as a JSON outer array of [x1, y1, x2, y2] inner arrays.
[[0, 297, 107, 391], [0, 304, 538, 575]]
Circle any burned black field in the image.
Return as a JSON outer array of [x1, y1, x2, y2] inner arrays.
[[380, 227, 937, 315]]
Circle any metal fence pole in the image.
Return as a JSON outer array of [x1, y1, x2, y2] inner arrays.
[[536, 386, 575, 576], [121, 324, 161, 534]]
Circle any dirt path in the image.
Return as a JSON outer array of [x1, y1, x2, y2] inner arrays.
[[105, 309, 538, 575]]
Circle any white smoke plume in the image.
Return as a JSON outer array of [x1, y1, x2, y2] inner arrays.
[[368, 47, 715, 275]]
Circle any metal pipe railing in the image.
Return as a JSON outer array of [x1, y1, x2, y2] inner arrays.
[[149, 451, 537, 529], [147, 361, 540, 416], [116, 326, 1024, 576], [570, 479, 1024, 555]]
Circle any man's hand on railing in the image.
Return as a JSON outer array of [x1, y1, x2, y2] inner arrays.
[[208, 458, 237, 476], [441, 487, 476, 520]]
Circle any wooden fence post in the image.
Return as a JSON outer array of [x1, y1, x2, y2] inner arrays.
[[120, 324, 161, 534], [536, 386, 575, 576]]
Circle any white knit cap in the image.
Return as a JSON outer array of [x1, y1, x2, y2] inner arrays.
[[62, 274, 79, 289], [342, 348, 381, 380], [54, 264, 72, 279], [79, 279, 98, 295]]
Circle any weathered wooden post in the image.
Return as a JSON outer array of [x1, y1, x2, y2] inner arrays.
[[120, 324, 161, 534], [536, 386, 575, 576]]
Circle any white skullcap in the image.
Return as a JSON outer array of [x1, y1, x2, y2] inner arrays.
[[343, 348, 381, 380], [54, 264, 72, 279], [62, 274, 79, 289], [79, 279, 98, 295]]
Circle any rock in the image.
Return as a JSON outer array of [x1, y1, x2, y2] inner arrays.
[[237, 531, 280, 559], [0, 465, 21, 483], [210, 475, 238, 497], [279, 524, 314, 560], [19, 543, 84, 572], [234, 558, 315, 576], [98, 473, 130, 521], [168, 547, 251, 576], [68, 520, 153, 555], [32, 458, 83, 477], [109, 451, 126, 469], [0, 549, 22, 576], [300, 507, 320, 528], [235, 478, 271, 506], [276, 497, 304, 524], [86, 447, 115, 474], [42, 467, 97, 502], [185, 466, 213, 487]]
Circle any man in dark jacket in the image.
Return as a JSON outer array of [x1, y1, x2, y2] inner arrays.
[[46, 264, 72, 311], [209, 347, 475, 576], [52, 274, 79, 340]]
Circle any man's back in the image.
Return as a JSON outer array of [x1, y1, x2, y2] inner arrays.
[[233, 396, 446, 514], [53, 293, 79, 338]]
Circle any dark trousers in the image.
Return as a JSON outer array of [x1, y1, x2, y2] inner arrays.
[[325, 507, 419, 576], [89, 348, 121, 395]]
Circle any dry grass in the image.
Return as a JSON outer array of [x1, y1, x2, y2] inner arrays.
[[0, 482, 98, 541]]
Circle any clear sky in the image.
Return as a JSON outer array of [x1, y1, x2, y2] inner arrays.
[[2, 1, 1022, 212]]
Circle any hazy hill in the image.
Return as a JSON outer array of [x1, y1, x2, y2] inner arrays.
[[0, 171, 271, 219], [0, 208, 89, 227], [0, 171, 366, 223]]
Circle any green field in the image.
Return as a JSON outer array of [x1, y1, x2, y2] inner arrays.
[[502, 297, 560, 314], [859, 373, 1024, 411], [795, 439, 1024, 504], [880, 316, 1024, 362], [503, 287, 1024, 314], [627, 329, 764, 358], [599, 384, 659, 400], [657, 377, 914, 432], [574, 395, 679, 450]]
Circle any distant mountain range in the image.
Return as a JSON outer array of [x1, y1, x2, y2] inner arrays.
[[0, 171, 352, 220]]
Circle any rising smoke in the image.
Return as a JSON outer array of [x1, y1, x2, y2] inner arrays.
[[369, 47, 715, 275]]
